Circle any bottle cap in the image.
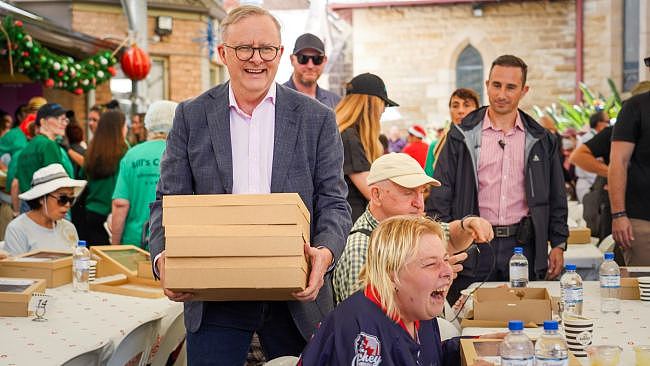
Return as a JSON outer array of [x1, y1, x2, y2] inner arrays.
[[565, 264, 577, 271], [604, 252, 614, 260], [78, 240, 87, 247], [514, 247, 523, 254], [508, 320, 524, 331], [543, 320, 559, 331]]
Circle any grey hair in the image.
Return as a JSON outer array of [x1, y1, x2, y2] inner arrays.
[[220, 5, 281, 42]]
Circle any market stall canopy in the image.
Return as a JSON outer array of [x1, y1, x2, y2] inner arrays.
[[0, 1, 118, 59]]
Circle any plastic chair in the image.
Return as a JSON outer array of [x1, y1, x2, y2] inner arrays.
[[150, 312, 186, 366], [265, 356, 299, 366], [61, 342, 113, 366], [107, 317, 161, 366]]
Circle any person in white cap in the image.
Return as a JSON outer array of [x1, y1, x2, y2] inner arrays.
[[111, 100, 178, 247], [333, 153, 493, 304], [4, 163, 86, 256]]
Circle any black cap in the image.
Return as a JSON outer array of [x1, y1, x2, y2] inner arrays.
[[346, 73, 399, 107], [35, 103, 67, 126], [293, 33, 325, 55]]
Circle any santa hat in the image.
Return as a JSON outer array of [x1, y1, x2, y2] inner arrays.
[[408, 124, 426, 139]]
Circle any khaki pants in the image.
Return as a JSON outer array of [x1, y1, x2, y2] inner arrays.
[[623, 218, 650, 266], [0, 202, 14, 241]]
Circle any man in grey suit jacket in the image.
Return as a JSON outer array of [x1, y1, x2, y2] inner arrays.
[[148, 5, 351, 365]]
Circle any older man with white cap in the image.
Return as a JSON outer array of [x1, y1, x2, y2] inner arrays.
[[110, 101, 178, 247], [333, 153, 493, 304], [4, 163, 86, 256]]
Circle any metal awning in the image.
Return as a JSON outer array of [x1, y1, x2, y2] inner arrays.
[[0, 1, 118, 59]]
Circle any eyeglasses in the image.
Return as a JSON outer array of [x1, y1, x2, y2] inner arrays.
[[224, 44, 280, 62], [296, 54, 324, 65], [48, 194, 76, 206]]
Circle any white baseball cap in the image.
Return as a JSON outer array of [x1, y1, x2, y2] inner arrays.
[[366, 153, 440, 188]]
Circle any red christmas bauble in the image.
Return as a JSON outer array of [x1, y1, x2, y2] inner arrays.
[[44, 79, 54, 88], [120, 45, 151, 81], [14, 20, 23, 27], [73, 88, 83, 95], [107, 66, 117, 77]]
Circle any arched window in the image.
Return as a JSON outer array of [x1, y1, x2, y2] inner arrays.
[[456, 45, 483, 104]]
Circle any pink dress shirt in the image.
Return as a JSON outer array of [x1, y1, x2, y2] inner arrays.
[[477, 111, 528, 226], [228, 84, 276, 194]]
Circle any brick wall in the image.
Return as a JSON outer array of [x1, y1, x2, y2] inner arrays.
[[348, 0, 630, 130], [72, 5, 208, 104]]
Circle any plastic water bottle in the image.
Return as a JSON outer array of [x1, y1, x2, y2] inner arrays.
[[510, 247, 529, 288], [599, 252, 620, 314], [500, 320, 535, 366], [73, 240, 90, 292], [560, 264, 583, 319], [535, 320, 569, 366]]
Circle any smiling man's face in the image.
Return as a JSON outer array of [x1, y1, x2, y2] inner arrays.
[[218, 15, 283, 103]]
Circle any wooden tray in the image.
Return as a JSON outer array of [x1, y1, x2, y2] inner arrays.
[[0, 250, 72, 288], [90, 245, 150, 278], [90, 274, 164, 299], [0, 277, 47, 316]]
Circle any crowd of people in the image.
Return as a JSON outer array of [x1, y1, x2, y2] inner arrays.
[[0, 96, 178, 256], [1, 3, 648, 365]]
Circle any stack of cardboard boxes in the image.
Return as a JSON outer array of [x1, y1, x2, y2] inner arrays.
[[162, 193, 310, 301]]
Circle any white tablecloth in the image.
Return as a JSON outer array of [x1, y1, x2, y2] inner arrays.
[[0, 284, 183, 365], [462, 281, 650, 365]]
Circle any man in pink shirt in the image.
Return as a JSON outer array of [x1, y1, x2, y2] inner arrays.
[[426, 55, 568, 303]]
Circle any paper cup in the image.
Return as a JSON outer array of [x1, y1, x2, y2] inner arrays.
[[635, 345, 650, 366], [587, 345, 622, 366], [563, 316, 594, 357], [88, 260, 97, 283]]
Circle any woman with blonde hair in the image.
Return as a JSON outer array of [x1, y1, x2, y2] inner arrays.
[[336, 73, 398, 222], [299, 215, 496, 365]]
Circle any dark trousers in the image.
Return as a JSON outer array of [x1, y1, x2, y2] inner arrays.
[[186, 301, 306, 366], [447, 236, 537, 304], [81, 210, 110, 245]]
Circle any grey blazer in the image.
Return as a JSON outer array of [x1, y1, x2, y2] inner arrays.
[[149, 82, 352, 338]]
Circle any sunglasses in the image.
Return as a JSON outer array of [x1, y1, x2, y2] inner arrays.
[[48, 194, 76, 206], [296, 54, 324, 65]]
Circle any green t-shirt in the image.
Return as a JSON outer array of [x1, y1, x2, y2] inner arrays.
[[15, 135, 74, 193], [5, 149, 21, 194], [0, 127, 28, 157], [112, 140, 166, 247], [85, 173, 119, 216], [424, 139, 438, 177]]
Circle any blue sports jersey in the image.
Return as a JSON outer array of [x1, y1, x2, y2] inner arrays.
[[298, 290, 461, 366]]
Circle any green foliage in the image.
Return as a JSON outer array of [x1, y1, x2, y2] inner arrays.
[[0, 16, 117, 94], [533, 79, 622, 133]]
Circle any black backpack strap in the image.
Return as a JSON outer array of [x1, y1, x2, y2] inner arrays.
[[349, 228, 373, 237]]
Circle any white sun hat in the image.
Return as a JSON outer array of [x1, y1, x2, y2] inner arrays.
[[18, 163, 87, 201]]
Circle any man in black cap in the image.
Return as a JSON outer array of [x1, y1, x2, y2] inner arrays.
[[608, 55, 650, 266], [284, 33, 341, 109]]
